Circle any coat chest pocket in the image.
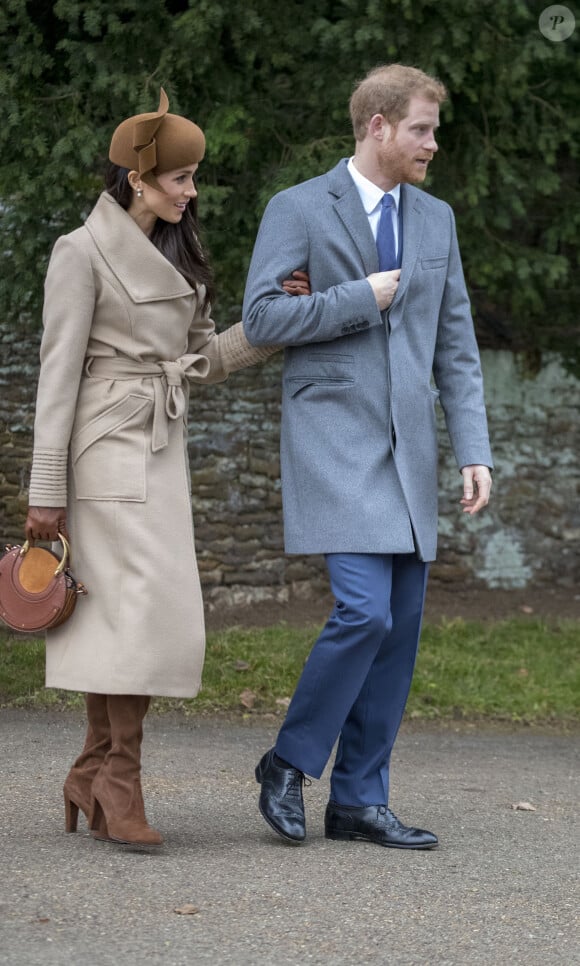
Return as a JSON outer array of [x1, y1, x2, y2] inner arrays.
[[71, 394, 153, 501], [421, 256, 448, 270]]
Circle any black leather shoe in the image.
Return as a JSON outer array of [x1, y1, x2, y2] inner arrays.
[[255, 748, 308, 843], [325, 802, 438, 849]]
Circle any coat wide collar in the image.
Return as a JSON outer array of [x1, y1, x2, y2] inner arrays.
[[84, 192, 194, 303]]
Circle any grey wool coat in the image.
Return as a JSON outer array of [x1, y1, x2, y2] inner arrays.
[[29, 191, 274, 697], [243, 159, 492, 561]]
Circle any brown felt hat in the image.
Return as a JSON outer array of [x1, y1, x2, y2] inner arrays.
[[109, 88, 205, 191]]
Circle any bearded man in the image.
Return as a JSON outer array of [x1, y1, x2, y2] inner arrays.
[[243, 64, 493, 851]]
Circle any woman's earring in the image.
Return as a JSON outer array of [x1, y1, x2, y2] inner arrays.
[[137, 188, 143, 198]]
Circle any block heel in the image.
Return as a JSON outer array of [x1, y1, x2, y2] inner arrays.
[[64, 790, 80, 833]]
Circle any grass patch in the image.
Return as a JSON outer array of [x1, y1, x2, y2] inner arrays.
[[409, 618, 579, 723], [0, 618, 578, 724]]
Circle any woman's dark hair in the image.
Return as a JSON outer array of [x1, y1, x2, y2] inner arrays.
[[104, 162, 215, 311]]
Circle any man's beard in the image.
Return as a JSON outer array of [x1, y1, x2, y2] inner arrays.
[[378, 139, 427, 185]]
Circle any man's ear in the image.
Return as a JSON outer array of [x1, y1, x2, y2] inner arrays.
[[368, 113, 391, 142]]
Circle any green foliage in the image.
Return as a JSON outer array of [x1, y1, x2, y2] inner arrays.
[[0, 0, 578, 369], [1, 618, 579, 723]]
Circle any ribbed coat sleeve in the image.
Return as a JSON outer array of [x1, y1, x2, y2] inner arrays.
[[28, 234, 95, 506], [187, 304, 279, 379]]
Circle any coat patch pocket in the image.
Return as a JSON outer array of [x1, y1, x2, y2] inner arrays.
[[421, 256, 448, 270], [71, 394, 153, 502]]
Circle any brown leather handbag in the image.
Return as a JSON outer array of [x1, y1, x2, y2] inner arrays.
[[0, 534, 87, 632]]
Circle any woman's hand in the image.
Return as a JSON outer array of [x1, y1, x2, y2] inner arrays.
[[282, 270, 311, 296], [25, 507, 69, 543]]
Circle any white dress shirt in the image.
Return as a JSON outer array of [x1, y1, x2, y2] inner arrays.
[[347, 157, 400, 256]]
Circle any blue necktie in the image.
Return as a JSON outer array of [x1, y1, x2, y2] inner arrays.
[[376, 193, 397, 271]]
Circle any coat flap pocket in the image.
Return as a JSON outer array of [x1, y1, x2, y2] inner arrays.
[[72, 394, 152, 462], [287, 352, 356, 398], [421, 256, 448, 270], [286, 375, 354, 398], [287, 377, 317, 398]]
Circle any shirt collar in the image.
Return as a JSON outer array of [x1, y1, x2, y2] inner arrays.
[[347, 157, 401, 214]]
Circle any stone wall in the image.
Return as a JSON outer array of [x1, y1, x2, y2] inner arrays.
[[436, 353, 579, 591], [1, 323, 578, 607]]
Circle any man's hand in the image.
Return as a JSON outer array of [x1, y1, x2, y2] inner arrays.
[[282, 270, 311, 296], [460, 466, 492, 515], [25, 506, 69, 543], [367, 270, 401, 310]]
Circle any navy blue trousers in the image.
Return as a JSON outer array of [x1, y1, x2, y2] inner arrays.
[[275, 553, 428, 806]]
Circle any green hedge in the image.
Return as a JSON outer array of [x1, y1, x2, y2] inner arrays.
[[1, 0, 578, 371]]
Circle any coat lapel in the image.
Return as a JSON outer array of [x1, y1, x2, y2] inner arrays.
[[389, 184, 425, 325], [85, 193, 194, 303], [328, 165, 427, 315], [328, 161, 378, 276]]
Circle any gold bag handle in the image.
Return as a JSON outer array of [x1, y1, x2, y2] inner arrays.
[[19, 532, 71, 577]]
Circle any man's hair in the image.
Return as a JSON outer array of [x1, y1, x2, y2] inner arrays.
[[349, 64, 448, 141]]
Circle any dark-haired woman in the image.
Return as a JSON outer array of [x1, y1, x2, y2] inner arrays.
[[25, 90, 308, 848]]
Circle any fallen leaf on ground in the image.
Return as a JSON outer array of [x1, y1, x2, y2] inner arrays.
[[510, 801, 537, 811], [239, 689, 256, 709], [519, 605, 534, 614], [174, 904, 200, 916], [234, 660, 250, 671], [275, 697, 291, 708]]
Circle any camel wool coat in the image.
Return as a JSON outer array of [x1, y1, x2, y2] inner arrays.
[[29, 191, 274, 697]]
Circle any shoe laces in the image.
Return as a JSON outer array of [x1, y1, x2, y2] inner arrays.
[[287, 771, 311, 797], [378, 805, 395, 821], [378, 806, 403, 829]]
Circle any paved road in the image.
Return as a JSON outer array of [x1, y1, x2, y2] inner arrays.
[[0, 711, 577, 965]]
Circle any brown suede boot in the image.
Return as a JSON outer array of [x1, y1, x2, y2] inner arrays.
[[89, 695, 163, 847], [63, 693, 111, 834]]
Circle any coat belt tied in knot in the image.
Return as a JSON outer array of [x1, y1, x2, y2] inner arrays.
[[84, 353, 211, 452], [159, 360, 189, 420]]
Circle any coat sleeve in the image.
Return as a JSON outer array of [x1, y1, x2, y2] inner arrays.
[[28, 234, 96, 506], [432, 206, 493, 471], [186, 298, 280, 384], [242, 190, 383, 346]]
